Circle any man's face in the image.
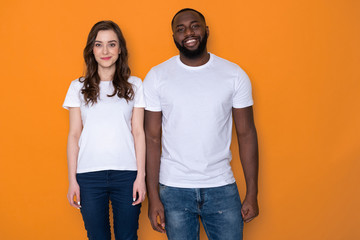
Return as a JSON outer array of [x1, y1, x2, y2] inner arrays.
[[172, 11, 209, 59]]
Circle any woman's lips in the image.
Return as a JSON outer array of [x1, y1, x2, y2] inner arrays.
[[101, 57, 111, 60]]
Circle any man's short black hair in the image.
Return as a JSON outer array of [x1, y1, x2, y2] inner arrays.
[[171, 8, 206, 27]]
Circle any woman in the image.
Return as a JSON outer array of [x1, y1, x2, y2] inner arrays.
[[63, 21, 146, 240]]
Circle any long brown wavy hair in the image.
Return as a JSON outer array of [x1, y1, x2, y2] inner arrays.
[[81, 20, 134, 105]]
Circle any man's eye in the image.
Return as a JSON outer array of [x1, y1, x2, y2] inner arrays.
[[177, 28, 185, 32], [192, 24, 200, 29]]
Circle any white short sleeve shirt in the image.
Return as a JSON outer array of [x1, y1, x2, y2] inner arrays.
[[143, 53, 253, 188], [63, 76, 145, 173]]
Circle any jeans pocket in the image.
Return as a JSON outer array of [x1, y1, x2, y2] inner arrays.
[[159, 184, 169, 202], [159, 183, 167, 191]]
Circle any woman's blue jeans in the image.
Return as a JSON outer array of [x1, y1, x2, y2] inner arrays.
[[159, 182, 243, 240], [76, 170, 140, 240]]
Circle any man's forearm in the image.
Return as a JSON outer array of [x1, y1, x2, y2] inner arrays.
[[146, 138, 162, 201], [144, 110, 163, 201], [238, 127, 259, 197]]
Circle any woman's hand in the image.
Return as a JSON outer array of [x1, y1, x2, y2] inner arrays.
[[132, 176, 146, 205], [67, 181, 81, 209]]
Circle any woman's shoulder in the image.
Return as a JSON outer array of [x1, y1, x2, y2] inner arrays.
[[68, 77, 84, 89], [127, 76, 143, 86]]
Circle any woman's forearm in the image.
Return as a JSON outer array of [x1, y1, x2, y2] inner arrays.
[[132, 108, 146, 178], [67, 107, 82, 183], [133, 130, 146, 178], [67, 134, 80, 183]]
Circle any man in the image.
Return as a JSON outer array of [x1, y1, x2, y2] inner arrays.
[[144, 8, 259, 240]]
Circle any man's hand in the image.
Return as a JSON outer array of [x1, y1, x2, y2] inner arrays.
[[148, 198, 166, 233], [241, 196, 259, 223]]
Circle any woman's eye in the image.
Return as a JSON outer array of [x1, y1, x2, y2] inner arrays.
[[110, 43, 116, 47], [95, 43, 101, 47]]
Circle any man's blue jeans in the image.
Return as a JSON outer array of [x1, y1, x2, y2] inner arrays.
[[159, 182, 243, 240], [76, 170, 140, 240]]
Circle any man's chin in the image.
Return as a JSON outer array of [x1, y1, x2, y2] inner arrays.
[[182, 49, 204, 59], [175, 41, 205, 59]]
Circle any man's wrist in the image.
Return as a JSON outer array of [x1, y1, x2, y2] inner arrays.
[[147, 189, 161, 201], [245, 190, 258, 200]]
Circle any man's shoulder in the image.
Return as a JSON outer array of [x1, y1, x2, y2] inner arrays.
[[150, 55, 178, 72], [211, 53, 242, 71], [210, 53, 251, 79], [144, 56, 178, 84], [144, 56, 179, 82]]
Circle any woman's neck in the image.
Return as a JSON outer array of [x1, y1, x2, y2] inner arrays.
[[98, 65, 115, 81]]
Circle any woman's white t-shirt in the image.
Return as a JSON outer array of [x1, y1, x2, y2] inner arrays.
[[63, 76, 146, 173]]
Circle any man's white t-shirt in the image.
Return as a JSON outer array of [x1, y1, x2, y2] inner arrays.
[[63, 76, 146, 173], [143, 53, 253, 188]]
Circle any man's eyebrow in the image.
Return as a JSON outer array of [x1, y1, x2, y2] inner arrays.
[[175, 20, 200, 28]]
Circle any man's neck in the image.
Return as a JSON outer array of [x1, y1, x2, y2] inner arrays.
[[179, 51, 210, 67]]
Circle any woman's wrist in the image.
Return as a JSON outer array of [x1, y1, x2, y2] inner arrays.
[[68, 175, 77, 184], [136, 171, 146, 179]]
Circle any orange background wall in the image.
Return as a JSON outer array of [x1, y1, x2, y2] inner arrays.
[[0, 0, 359, 239]]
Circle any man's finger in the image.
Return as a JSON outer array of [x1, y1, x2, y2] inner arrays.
[[150, 212, 163, 232], [243, 208, 259, 223], [241, 207, 249, 217], [244, 217, 255, 223], [159, 210, 166, 231]]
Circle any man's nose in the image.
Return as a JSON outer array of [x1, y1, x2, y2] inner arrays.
[[185, 27, 194, 36]]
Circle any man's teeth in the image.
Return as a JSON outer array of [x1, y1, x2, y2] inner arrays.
[[186, 39, 196, 43]]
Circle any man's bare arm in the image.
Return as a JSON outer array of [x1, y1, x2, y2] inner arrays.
[[145, 110, 165, 233], [233, 106, 259, 223]]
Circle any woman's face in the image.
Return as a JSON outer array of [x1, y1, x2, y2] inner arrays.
[[93, 30, 120, 71]]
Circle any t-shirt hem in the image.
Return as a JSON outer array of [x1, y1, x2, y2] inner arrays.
[[145, 107, 161, 112], [63, 104, 80, 110], [159, 179, 236, 188], [233, 101, 254, 109], [134, 104, 146, 108], [77, 166, 138, 174]]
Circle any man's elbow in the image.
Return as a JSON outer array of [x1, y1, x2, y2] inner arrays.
[[237, 125, 257, 139], [145, 134, 161, 144]]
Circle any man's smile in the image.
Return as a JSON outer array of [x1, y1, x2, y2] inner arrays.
[[183, 37, 199, 47]]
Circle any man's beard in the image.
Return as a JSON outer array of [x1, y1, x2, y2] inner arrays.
[[174, 32, 208, 59]]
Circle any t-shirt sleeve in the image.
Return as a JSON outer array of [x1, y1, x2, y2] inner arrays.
[[233, 68, 254, 108], [133, 77, 146, 108], [143, 69, 161, 112], [63, 80, 81, 110]]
